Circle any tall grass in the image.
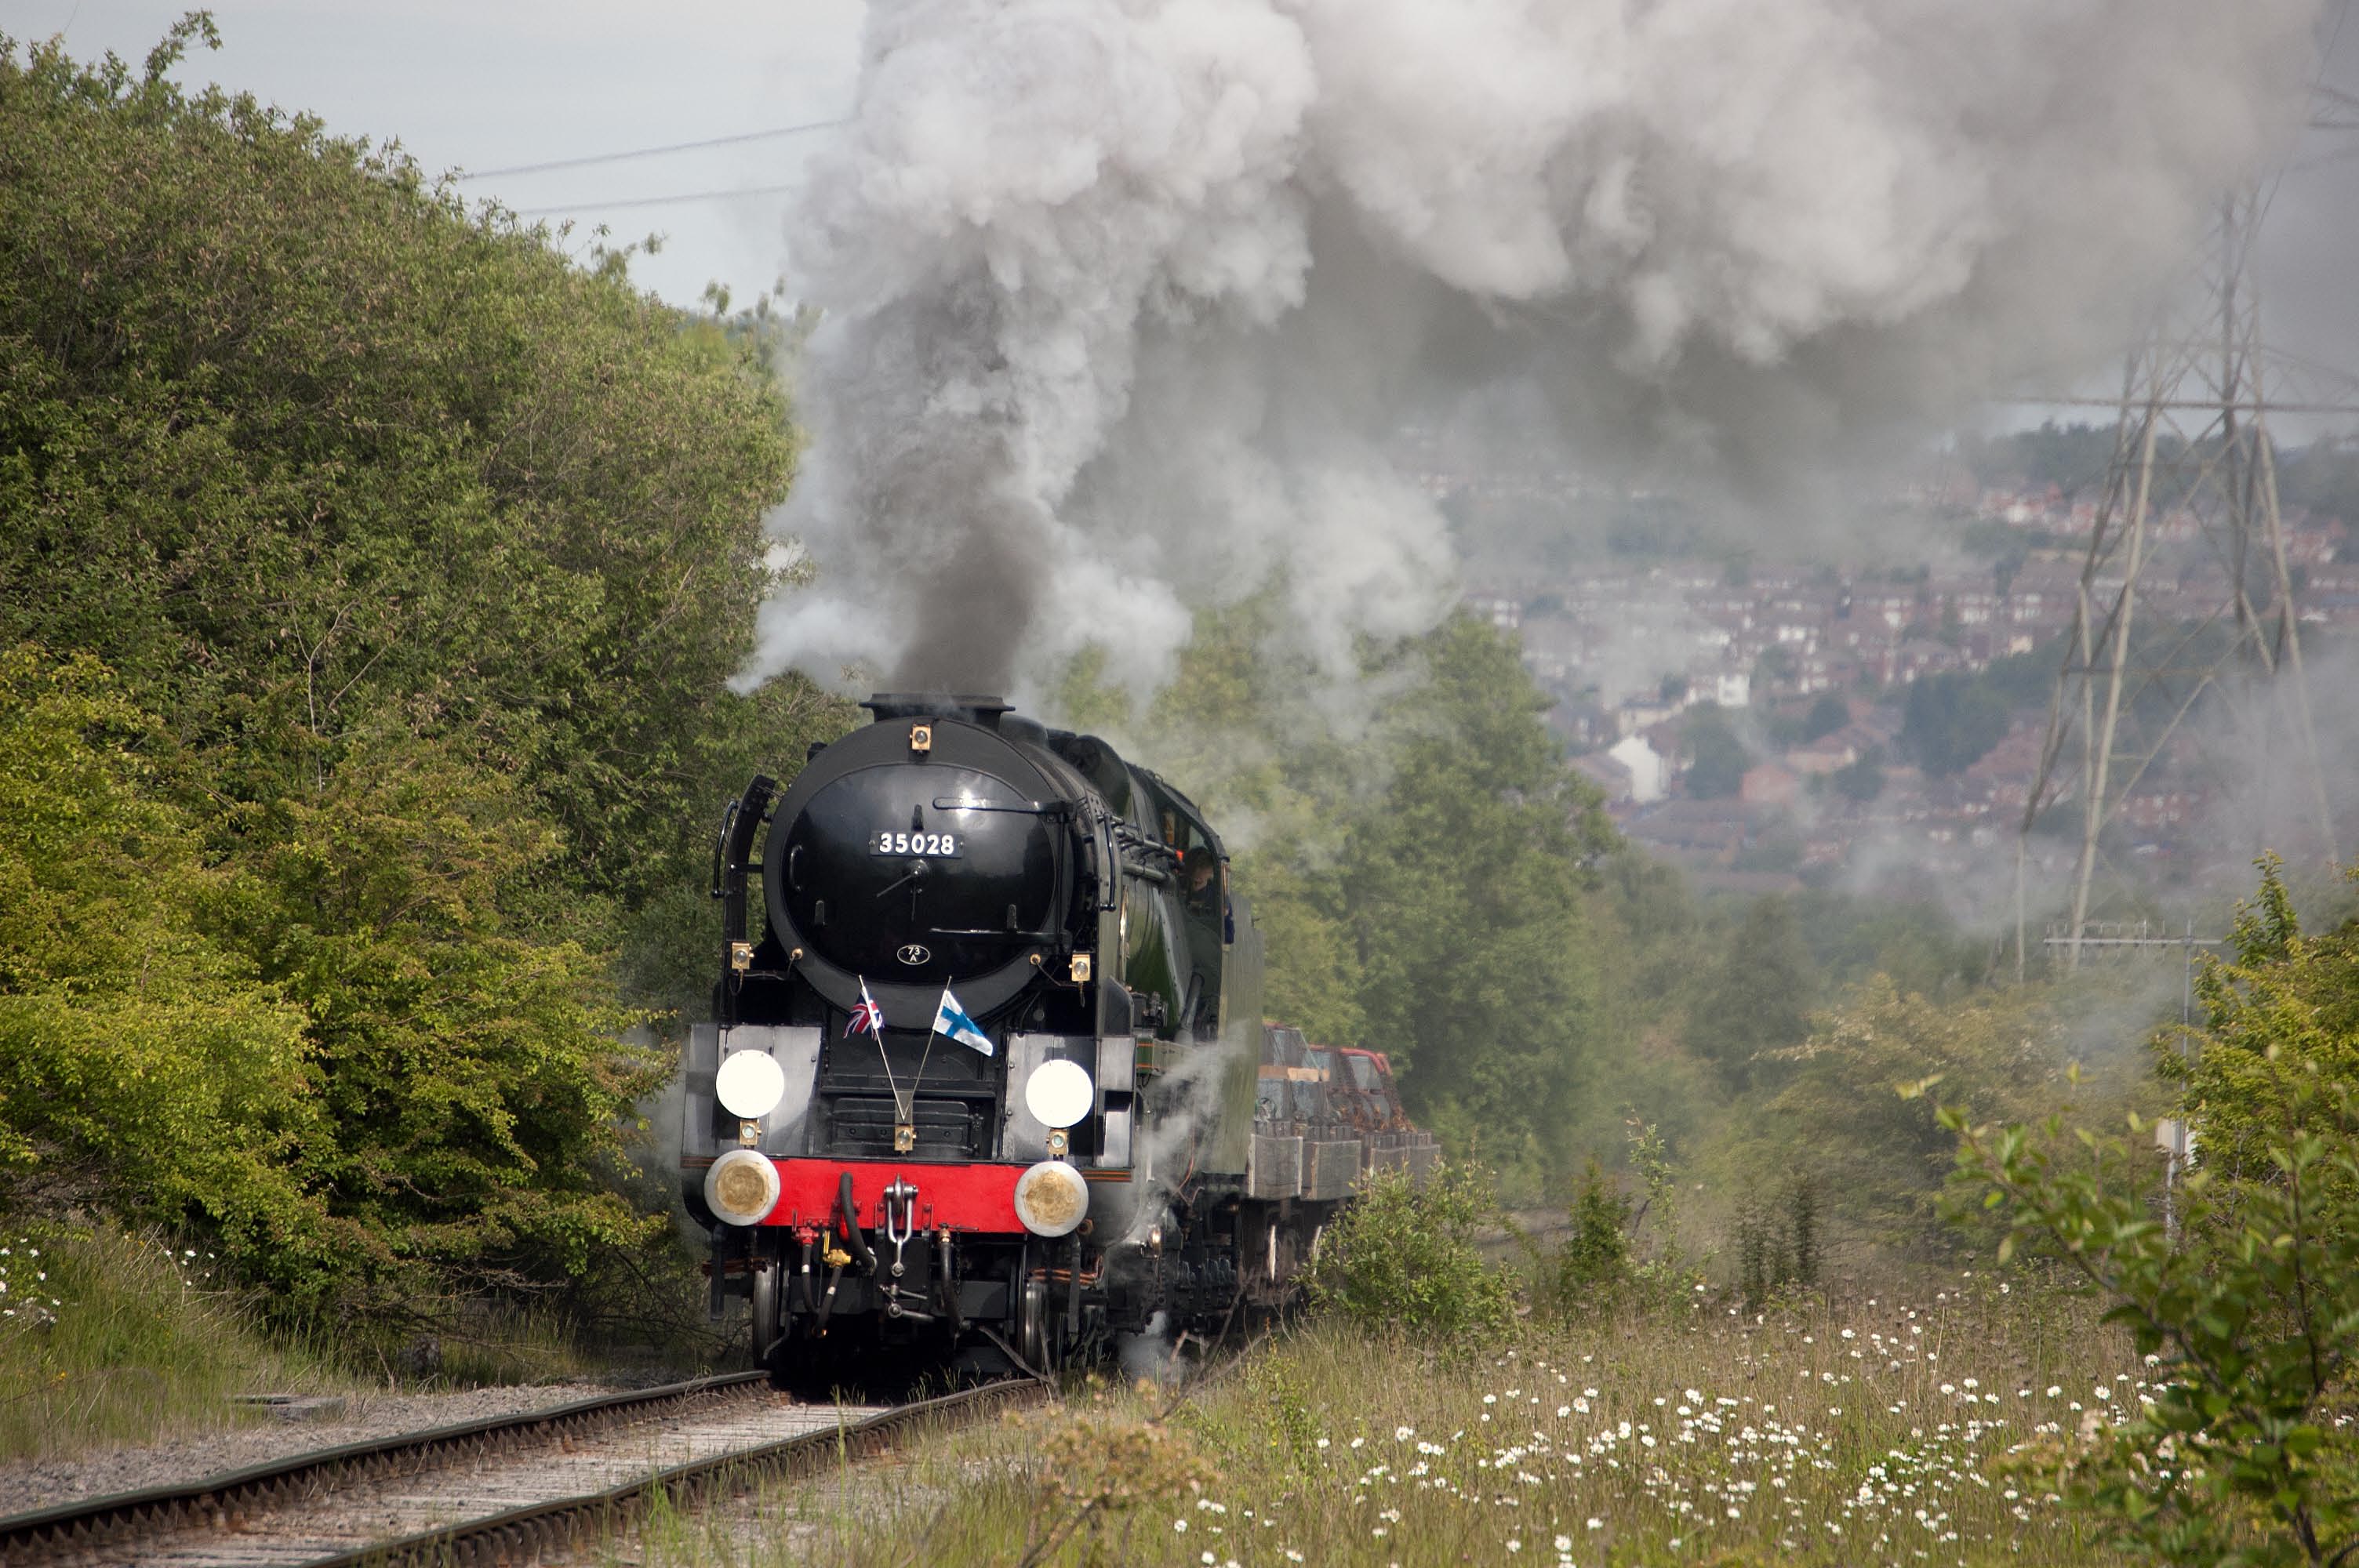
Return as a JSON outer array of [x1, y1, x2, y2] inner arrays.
[[611, 1276, 2144, 1567], [426, 1298, 602, 1389], [0, 1226, 344, 1461]]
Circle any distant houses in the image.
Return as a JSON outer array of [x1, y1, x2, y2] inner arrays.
[[1462, 468, 2351, 886], [1608, 734, 1669, 803]]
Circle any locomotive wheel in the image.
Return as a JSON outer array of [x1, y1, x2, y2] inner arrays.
[[751, 1261, 785, 1369], [1018, 1278, 1052, 1370]]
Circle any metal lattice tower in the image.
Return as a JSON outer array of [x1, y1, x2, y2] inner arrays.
[[2011, 172, 2359, 975]]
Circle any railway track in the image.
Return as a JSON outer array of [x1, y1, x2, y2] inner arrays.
[[0, 1372, 1045, 1567]]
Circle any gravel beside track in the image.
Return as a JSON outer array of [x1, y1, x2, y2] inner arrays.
[[317, 1385, 1033, 1568], [0, 1374, 793, 1568], [0, 1384, 619, 1519], [0, 1376, 1045, 1568]]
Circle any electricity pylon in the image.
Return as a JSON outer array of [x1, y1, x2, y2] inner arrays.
[[2012, 183, 2359, 976]]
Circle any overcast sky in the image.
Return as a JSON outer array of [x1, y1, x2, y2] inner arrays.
[[2259, 9, 2359, 430], [5, 1, 2354, 435]]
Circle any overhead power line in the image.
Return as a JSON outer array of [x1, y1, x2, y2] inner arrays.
[[511, 183, 806, 218], [460, 118, 849, 180]]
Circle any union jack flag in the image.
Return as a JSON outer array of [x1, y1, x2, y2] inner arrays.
[[847, 978, 885, 1037]]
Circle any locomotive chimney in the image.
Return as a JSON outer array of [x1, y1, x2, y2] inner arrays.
[[860, 693, 1013, 731]]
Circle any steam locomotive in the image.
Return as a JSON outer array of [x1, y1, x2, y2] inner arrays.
[[678, 694, 1434, 1383]]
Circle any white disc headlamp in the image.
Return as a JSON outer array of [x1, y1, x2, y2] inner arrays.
[[715, 1049, 787, 1120], [1024, 1058, 1093, 1129], [704, 1147, 780, 1226]]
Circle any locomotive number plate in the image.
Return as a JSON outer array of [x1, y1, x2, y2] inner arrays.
[[873, 831, 961, 856]]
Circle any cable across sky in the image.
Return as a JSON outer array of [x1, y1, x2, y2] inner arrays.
[[510, 183, 808, 217], [460, 118, 849, 180]]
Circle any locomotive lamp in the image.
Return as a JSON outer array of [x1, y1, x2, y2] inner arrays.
[[1068, 953, 1092, 983], [704, 1148, 780, 1226], [1013, 1160, 1089, 1237], [715, 1049, 787, 1121], [1026, 1058, 1089, 1163], [1025, 1058, 1092, 1130]]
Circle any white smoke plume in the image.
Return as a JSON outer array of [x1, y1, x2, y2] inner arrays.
[[740, 0, 2321, 698]]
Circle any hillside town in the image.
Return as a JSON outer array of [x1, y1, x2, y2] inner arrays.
[[1457, 475, 2357, 898]]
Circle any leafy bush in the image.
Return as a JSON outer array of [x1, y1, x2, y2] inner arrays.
[[0, 652, 668, 1319], [1760, 975, 2080, 1244], [1307, 1163, 1514, 1340], [1548, 1158, 1631, 1309], [0, 651, 318, 1249], [236, 731, 668, 1314], [1953, 1076, 2359, 1568], [1948, 860, 2359, 1566]]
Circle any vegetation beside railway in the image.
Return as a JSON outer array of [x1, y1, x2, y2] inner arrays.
[[0, 19, 848, 1345], [3, 27, 2357, 1563], [625, 1291, 2153, 1568]]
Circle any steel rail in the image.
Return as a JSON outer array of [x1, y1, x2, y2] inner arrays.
[[0, 1370, 770, 1566], [321, 1378, 1045, 1568]]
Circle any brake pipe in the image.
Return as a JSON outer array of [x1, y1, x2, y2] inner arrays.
[[814, 1264, 843, 1334], [837, 1170, 878, 1272]]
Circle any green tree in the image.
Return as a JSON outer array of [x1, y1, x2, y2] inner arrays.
[[1683, 704, 1749, 798], [1832, 746, 1885, 802], [1801, 691, 1849, 742], [2162, 855, 2359, 1181], [1337, 617, 1616, 1163], [0, 23, 841, 924], [234, 732, 665, 1311], [1059, 612, 1620, 1183], [0, 24, 848, 1320], [1551, 1158, 1632, 1306], [1903, 672, 2009, 775], [1785, 887, 1980, 1000], [1241, 855, 1368, 1048], [1944, 861, 2359, 1564], [0, 650, 319, 1259], [1683, 897, 1815, 1089]]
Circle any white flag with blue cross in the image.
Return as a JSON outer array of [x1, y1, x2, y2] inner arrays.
[[932, 987, 994, 1055]]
